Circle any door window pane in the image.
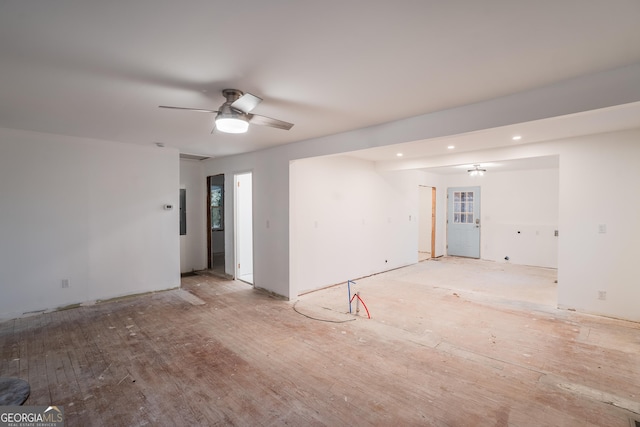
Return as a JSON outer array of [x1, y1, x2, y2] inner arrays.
[[210, 185, 223, 230], [453, 191, 474, 224]]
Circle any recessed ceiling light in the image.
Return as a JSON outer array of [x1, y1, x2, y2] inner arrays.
[[447, 145, 455, 149], [396, 153, 403, 157], [512, 135, 522, 141]]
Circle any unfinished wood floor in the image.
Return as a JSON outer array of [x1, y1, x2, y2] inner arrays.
[[1, 258, 640, 426]]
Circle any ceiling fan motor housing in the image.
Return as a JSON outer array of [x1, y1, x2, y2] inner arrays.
[[222, 89, 244, 104]]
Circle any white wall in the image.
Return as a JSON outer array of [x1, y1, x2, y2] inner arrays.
[[202, 150, 290, 296], [179, 159, 207, 273], [290, 156, 421, 294], [0, 128, 181, 319], [443, 167, 559, 268], [557, 129, 640, 321]]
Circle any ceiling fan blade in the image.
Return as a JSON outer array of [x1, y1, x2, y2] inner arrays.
[[158, 105, 218, 113], [248, 114, 293, 130], [230, 93, 262, 114]]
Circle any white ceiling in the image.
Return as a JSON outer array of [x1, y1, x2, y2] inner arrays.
[[343, 101, 640, 173], [1, 1, 640, 159]]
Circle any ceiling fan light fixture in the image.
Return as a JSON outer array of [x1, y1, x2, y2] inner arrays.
[[467, 164, 486, 176], [215, 115, 249, 134], [160, 88, 293, 134]]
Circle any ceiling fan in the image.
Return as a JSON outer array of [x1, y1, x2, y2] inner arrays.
[[159, 89, 294, 134]]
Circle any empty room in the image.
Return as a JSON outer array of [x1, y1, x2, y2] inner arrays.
[[2, 2, 640, 426]]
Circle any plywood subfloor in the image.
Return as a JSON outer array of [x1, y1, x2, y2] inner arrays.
[[1, 258, 639, 426]]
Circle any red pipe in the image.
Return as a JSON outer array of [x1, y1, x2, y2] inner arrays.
[[349, 293, 371, 319]]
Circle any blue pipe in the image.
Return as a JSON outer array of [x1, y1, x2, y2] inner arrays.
[[348, 280, 355, 313]]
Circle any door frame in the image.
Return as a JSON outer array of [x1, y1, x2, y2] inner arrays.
[[206, 174, 225, 270], [418, 185, 437, 258], [430, 186, 436, 257]]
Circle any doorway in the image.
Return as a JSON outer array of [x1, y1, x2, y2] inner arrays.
[[235, 172, 254, 284], [207, 174, 225, 274], [447, 186, 481, 258], [418, 186, 436, 261]]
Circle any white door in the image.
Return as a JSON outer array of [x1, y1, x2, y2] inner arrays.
[[235, 173, 254, 284], [447, 186, 480, 258]]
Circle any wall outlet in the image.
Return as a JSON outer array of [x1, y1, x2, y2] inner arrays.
[[598, 224, 607, 234], [61, 279, 70, 289], [598, 290, 606, 300]]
